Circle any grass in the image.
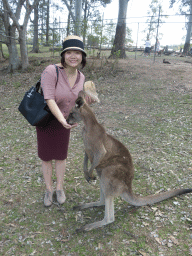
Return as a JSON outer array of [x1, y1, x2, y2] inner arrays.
[[0, 55, 192, 255]]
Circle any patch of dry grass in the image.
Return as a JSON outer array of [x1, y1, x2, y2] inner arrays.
[[0, 55, 192, 255]]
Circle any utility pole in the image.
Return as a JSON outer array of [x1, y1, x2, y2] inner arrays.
[[153, 5, 161, 62], [135, 23, 139, 60]]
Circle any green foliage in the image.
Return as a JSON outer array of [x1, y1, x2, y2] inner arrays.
[[13, 82, 22, 88], [113, 49, 121, 58], [103, 19, 116, 46], [125, 27, 133, 44], [87, 34, 100, 47]]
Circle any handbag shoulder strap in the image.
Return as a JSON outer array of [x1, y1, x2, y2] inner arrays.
[[38, 64, 59, 93], [36, 79, 41, 92], [54, 64, 59, 84]]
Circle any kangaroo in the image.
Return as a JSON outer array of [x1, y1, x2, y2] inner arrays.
[[67, 91, 192, 231]]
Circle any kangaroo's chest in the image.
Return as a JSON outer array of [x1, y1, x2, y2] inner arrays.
[[82, 127, 104, 163], [82, 128, 93, 153]]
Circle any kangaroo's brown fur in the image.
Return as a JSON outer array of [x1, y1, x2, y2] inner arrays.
[[67, 91, 192, 231]]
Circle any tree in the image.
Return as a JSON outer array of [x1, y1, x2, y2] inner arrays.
[[66, 0, 73, 36], [82, 0, 89, 43], [89, 14, 104, 47], [1, 0, 20, 71], [36, 0, 51, 46], [110, 0, 130, 58], [183, 1, 192, 54], [0, 2, 6, 59], [170, 0, 192, 54], [75, 0, 82, 36], [2, 0, 35, 71], [81, 0, 111, 43], [63, 0, 76, 35], [31, 0, 40, 53], [125, 27, 133, 45], [45, 0, 50, 46], [144, 0, 166, 41], [63, 0, 111, 38], [104, 19, 116, 46]]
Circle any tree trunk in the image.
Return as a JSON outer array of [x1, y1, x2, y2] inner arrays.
[[0, 12, 5, 59], [66, 0, 73, 36], [183, 0, 192, 55], [7, 26, 21, 71], [19, 27, 29, 70], [0, 43, 5, 59], [45, 0, 50, 46], [18, 0, 33, 70], [75, 0, 82, 36], [147, 15, 154, 40], [32, 1, 39, 53], [2, 0, 20, 71], [2, 0, 34, 71], [67, 12, 70, 36], [110, 0, 129, 58], [82, 0, 88, 44]]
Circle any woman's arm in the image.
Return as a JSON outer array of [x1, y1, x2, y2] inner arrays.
[[46, 99, 77, 129]]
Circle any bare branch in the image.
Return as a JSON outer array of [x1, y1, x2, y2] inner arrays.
[[2, 0, 21, 29], [63, 0, 75, 22], [22, 0, 34, 30]]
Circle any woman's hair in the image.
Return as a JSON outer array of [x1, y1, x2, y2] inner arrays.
[[61, 51, 86, 69]]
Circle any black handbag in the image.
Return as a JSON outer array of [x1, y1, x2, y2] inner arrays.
[[18, 65, 59, 127]]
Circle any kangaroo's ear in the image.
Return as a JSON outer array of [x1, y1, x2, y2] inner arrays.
[[75, 97, 85, 108]]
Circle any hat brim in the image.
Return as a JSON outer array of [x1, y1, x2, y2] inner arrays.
[[60, 47, 86, 57]]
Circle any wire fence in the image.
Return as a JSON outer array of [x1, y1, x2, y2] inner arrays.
[[0, 14, 191, 59], [27, 17, 188, 47]]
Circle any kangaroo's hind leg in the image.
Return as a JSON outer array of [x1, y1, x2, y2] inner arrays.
[[77, 196, 115, 231], [73, 182, 105, 210]]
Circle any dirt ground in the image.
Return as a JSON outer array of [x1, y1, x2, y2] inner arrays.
[[84, 55, 192, 123], [0, 55, 192, 255]]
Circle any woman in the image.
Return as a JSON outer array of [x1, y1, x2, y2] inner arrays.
[[37, 35, 90, 207]]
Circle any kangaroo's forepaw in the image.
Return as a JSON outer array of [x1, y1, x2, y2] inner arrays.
[[86, 176, 96, 183], [84, 171, 97, 183]]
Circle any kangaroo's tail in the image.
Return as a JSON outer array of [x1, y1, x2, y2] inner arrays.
[[121, 188, 192, 207]]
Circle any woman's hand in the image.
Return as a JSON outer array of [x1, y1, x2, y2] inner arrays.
[[46, 99, 78, 129], [85, 95, 96, 105], [60, 119, 78, 129]]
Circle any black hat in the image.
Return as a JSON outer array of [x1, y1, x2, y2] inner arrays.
[[61, 35, 86, 56]]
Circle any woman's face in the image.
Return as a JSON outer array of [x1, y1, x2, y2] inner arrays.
[[64, 50, 82, 68]]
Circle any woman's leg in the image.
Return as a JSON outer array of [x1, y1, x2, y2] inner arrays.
[[42, 160, 53, 206], [42, 160, 53, 191], [55, 159, 66, 204]]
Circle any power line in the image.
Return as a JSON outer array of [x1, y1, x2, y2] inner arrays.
[[0, 14, 190, 44]]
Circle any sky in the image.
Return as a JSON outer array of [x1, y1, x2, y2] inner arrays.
[[102, 0, 187, 47], [49, 0, 187, 48]]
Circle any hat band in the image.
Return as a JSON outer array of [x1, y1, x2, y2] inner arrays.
[[62, 39, 84, 52]]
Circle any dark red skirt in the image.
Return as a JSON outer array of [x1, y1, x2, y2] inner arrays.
[[36, 118, 70, 161]]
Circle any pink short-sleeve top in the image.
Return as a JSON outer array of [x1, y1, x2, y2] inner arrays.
[[41, 64, 85, 118]]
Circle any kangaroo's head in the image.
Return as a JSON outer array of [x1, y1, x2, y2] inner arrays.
[[67, 91, 87, 125]]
